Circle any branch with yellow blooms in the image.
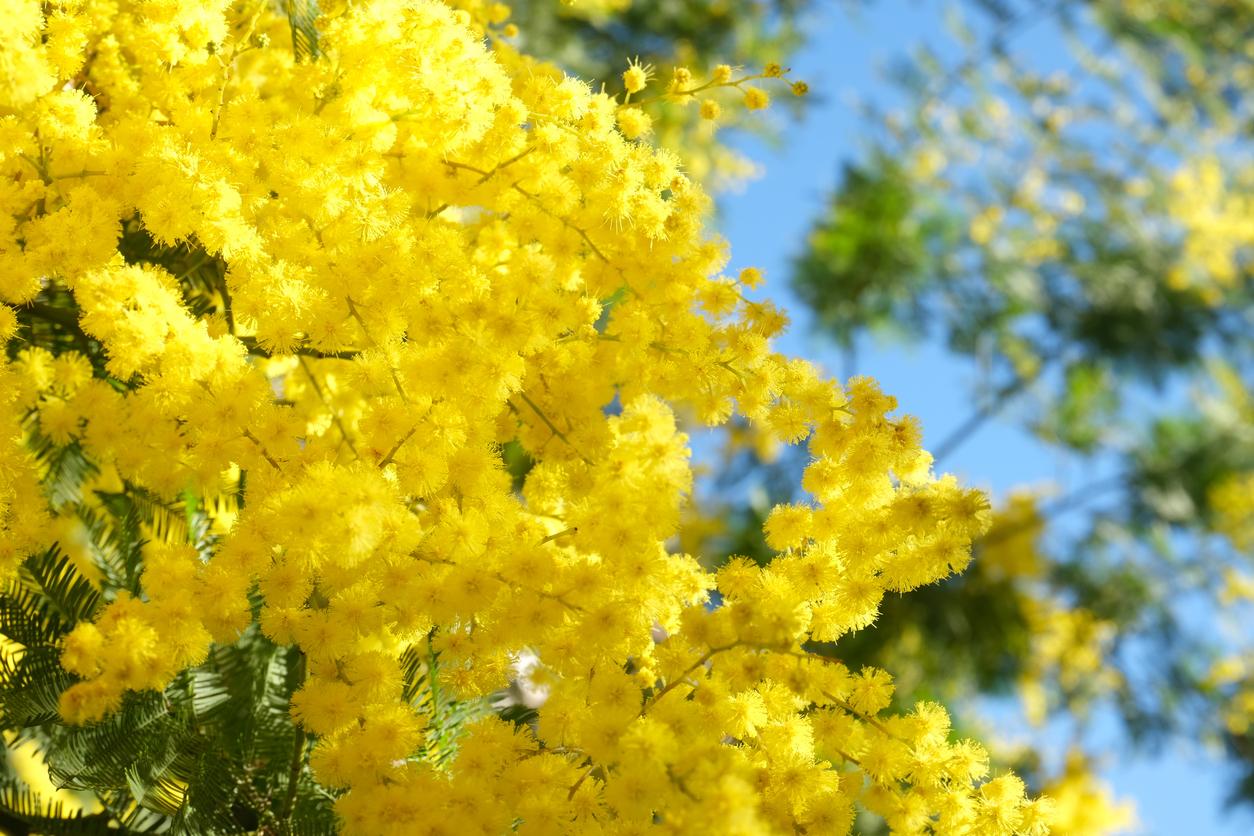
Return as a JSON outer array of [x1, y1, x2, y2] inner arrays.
[[0, 0, 1062, 833], [614, 58, 808, 140]]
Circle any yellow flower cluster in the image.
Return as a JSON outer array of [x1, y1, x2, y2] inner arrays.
[[1213, 473, 1254, 553], [1018, 603, 1121, 728], [978, 491, 1047, 582], [0, 0, 1051, 832], [1207, 361, 1254, 554], [0, 324, 50, 572], [978, 734, 1137, 836], [1167, 156, 1254, 302], [1037, 751, 1135, 836], [1209, 649, 1254, 737]]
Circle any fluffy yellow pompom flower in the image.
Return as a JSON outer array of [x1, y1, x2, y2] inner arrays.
[[623, 57, 651, 94], [745, 86, 771, 111], [616, 105, 652, 139]]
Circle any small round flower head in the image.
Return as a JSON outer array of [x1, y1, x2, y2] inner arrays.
[[712, 64, 733, 84], [792, 80, 810, 97], [0, 305, 16, 341], [744, 87, 770, 111], [764, 62, 784, 78], [487, 2, 511, 24], [699, 99, 721, 121], [623, 58, 651, 94], [616, 106, 652, 139], [739, 267, 764, 288]]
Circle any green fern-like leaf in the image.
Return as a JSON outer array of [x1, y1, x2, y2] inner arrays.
[[84, 485, 205, 594], [279, 0, 321, 61], [45, 691, 180, 791], [20, 548, 101, 631], [0, 779, 119, 836], [0, 645, 73, 727], [402, 638, 489, 769], [28, 434, 98, 511], [80, 491, 147, 593], [0, 547, 100, 727], [0, 583, 68, 648]]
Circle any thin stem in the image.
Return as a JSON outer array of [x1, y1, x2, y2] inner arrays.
[[835, 748, 862, 766], [826, 695, 896, 738], [629, 71, 775, 107], [1039, 472, 1129, 518], [345, 296, 409, 402], [210, 60, 232, 139], [238, 336, 360, 361], [715, 359, 746, 382], [297, 355, 358, 457], [217, 270, 236, 334], [642, 641, 743, 712], [242, 428, 282, 471], [539, 527, 577, 545], [567, 764, 596, 800], [17, 152, 50, 185], [174, 252, 212, 282], [510, 184, 609, 264], [442, 149, 534, 185], [516, 392, 592, 465], [209, 0, 267, 139], [378, 425, 416, 468], [426, 632, 441, 732], [979, 472, 1128, 549], [931, 355, 1057, 465], [50, 169, 107, 180], [280, 650, 308, 833]]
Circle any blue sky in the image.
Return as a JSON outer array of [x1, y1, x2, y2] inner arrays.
[[711, 1, 1254, 832]]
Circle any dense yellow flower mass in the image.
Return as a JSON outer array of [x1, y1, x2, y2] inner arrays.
[[0, 0, 1056, 832]]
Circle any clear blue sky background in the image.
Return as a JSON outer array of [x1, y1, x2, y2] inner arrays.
[[711, 1, 1254, 833]]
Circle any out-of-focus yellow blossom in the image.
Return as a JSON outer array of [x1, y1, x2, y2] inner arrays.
[[911, 145, 948, 181], [1211, 653, 1254, 736], [1167, 157, 1254, 302], [981, 491, 1047, 582], [559, 0, 632, 17], [970, 205, 1005, 246], [1212, 473, 1254, 552], [1221, 568, 1254, 606], [1020, 603, 1122, 726], [1041, 751, 1136, 836]]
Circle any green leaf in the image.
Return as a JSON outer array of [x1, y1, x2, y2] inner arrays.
[[0, 646, 73, 727], [20, 547, 101, 631], [278, 0, 321, 62], [0, 777, 118, 835]]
